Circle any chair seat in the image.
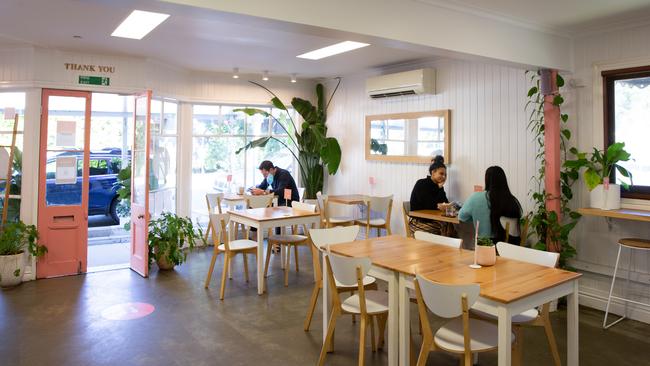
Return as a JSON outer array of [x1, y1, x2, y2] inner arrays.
[[268, 234, 308, 243], [356, 218, 387, 226], [341, 290, 389, 315], [434, 318, 514, 353], [329, 216, 354, 224], [217, 239, 257, 252], [471, 302, 539, 323], [335, 275, 376, 289]]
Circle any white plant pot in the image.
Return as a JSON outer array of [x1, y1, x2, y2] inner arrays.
[[0, 252, 26, 288], [589, 184, 621, 210]]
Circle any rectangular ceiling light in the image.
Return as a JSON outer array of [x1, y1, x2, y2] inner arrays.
[[111, 10, 170, 40], [297, 41, 370, 60]]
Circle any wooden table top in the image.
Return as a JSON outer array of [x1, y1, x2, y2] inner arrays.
[[578, 207, 650, 223], [222, 193, 247, 201], [329, 235, 581, 303], [328, 194, 368, 205], [228, 206, 320, 222], [409, 209, 460, 224]]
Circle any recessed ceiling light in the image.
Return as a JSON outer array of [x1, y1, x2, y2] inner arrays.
[[297, 41, 370, 60], [111, 10, 170, 40], [290, 74, 297, 83], [233, 68, 240, 79], [262, 71, 269, 81]]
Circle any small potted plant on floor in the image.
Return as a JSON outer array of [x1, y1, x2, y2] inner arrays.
[[148, 212, 205, 270], [0, 221, 47, 288], [476, 237, 496, 266]]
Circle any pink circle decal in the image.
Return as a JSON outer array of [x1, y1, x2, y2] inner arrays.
[[101, 302, 155, 321]]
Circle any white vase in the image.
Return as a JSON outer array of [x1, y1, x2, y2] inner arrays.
[[0, 252, 26, 288], [589, 184, 621, 210]]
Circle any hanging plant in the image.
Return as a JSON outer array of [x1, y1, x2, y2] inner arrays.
[[524, 71, 581, 269]]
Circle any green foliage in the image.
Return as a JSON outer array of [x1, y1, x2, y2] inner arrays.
[[235, 79, 343, 199], [524, 71, 580, 269], [0, 221, 46, 258], [370, 138, 388, 155], [564, 142, 633, 191], [113, 164, 131, 229], [476, 237, 494, 247], [148, 212, 205, 269]]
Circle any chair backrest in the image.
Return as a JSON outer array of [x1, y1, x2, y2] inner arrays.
[[327, 252, 372, 287], [402, 201, 412, 237], [246, 194, 274, 209], [414, 231, 462, 249], [206, 193, 224, 214], [297, 187, 306, 202], [316, 191, 328, 222], [496, 241, 559, 268], [309, 225, 360, 250], [500, 216, 520, 240], [209, 213, 230, 250], [292, 201, 316, 213], [367, 195, 393, 216], [415, 274, 480, 318]]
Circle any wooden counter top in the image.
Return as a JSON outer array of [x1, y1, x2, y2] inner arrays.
[[578, 207, 650, 223]]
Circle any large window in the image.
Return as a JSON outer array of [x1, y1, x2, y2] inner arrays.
[[191, 104, 297, 221], [604, 67, 650, 199], [0, 92, 25, 222], [150, 99, 178, 216]]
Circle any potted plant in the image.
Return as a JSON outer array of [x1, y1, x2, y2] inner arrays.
[[565, 142, 633, 210], [234, 80, 342, 200], [0, 221, 47, 288], [476, 237, 496, 266], [148, 212, 205, 270]]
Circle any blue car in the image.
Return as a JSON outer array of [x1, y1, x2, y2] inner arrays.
[[45, 148, 128, 224]]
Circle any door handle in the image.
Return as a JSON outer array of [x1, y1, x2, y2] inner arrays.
[[138, 214, 145, 219]]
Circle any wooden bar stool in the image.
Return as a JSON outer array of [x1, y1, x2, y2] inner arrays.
[[603, 238, 650, 329]]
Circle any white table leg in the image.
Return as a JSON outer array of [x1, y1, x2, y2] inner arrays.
[[398, 274, 411, 366], [497, 305, 512, 366], [567, 280, 579, 366], [257, 223, 264, 295], [388, 271, 399, 366]]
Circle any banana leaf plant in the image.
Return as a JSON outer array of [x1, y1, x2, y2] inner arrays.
[[235, 79, 342, 199], [564, 142, 633, 191]]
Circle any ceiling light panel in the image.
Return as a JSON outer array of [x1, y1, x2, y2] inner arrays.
[[297, 41, 370, 60], [111, 10, 170, 40]]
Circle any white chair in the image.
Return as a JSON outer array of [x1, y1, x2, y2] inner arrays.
[[204, 213, 258, 300], [415, 231, 462, 249], [500, 216, 521, 243], [316, 191, 355, 228], [356, 195, 393, 238], [203, 193, 223, 242], [471, 242, 561, 366], [242, 194, 274, 239], [304, 225, 377, 331], [318, 252, 389, 366], [414, 274, 513, 366], [264, 201, 316, 286]]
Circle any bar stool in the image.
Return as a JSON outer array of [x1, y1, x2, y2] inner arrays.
[[603, 238, 650, 329]]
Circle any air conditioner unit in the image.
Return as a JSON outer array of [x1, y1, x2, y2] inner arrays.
[[366, 68, 435, 99]]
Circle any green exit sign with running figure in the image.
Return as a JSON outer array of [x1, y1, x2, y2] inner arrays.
[[78, 75, 110, 86]]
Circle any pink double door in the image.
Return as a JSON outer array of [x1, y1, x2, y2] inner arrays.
[[37, 89, 152, 278]]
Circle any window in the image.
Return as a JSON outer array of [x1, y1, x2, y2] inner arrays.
[[149, 99, 178, 216], [0, 92, 25, 222], [604, 67, 650, 199], [191, 104, 297, 222]]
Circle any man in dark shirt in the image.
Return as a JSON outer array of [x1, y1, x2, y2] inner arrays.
[[251, 160, 300, 206]]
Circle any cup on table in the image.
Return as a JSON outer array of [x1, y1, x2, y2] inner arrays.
[[237, 186, 245, 195]]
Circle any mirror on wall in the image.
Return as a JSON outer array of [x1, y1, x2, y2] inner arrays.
[[365, 110, 450, 164]]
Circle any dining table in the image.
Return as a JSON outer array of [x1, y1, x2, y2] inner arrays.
[[326, 235, 581, 366]]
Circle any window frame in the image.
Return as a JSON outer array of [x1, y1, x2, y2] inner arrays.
[[603, 66, 650, 200]]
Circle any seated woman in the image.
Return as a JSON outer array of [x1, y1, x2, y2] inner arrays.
[[458, 166, 522, 243], [409, 156, 454, 236]]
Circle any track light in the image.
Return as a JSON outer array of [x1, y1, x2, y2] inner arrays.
[[290, 74, 297, 83], [232, 67, 239, 79], [262, 70, 269, 81]]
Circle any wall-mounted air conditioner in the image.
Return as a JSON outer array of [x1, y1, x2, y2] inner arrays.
[[366, 68, 435, 99]]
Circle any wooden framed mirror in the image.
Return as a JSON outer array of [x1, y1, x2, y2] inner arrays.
[[365, 110, 451, 164]]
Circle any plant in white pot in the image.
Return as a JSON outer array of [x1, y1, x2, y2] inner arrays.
[[0, 221, 47, 288], [565, 142, 633, 210], [476, 237, 496, 266], [148, 212, 205, 271]]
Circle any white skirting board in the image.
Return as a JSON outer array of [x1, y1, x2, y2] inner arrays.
[[579, 289, 650, 325]]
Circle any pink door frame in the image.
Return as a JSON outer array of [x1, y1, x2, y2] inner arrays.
[[542, 69, 562, 253]]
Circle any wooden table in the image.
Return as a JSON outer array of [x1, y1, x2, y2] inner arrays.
[[327, 194, 368, 205], [228, 206, 321, 295], [328, 235, 581, 366], [409, 209, 460, 224], [578, 207, 650, 223]]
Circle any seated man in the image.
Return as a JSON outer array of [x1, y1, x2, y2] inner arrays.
[[251, 160, 300, 206]]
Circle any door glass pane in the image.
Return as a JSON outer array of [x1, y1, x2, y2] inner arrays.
[[134, 97, 147, 150], [150, 136, 176, 216], [151, 99, 162, 136], [47, 96, 86, 150], [163, 101, 177, 135], [132, 150, 146, 205], [45, 151, 84, 206]]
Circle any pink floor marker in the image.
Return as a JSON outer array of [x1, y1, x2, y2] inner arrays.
[[101, 302, 155, 321]]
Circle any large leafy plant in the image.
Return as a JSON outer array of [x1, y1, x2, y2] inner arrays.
[[235, 80, 342, 199], [0, 221, 46, 257], [148, 212, 205, 269], [565, 142, 632, 191], [113, 164, 132, 230]]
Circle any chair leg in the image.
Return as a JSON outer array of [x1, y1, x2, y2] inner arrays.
[[203, 223, 211, 243], [318, 308, 340, 366], [542, 315, 562, 366], [304, 283, 321, 331], [294, 244, 300, 272], [376, 227, 381, 237], [204, 244, 219, 288], [243, 253, 249, 283], [377, 313, 387, 350], [284, 245, 290, 287], [264, 241, 273, 278], [358, 315, 367, 366], [386, 225, 392, 235], [370, 315, 377, 352], [220, 254, 230, 300], [604, 245, 624, 329], [416, 335, 433, 366], [513, 326, 523, 366]]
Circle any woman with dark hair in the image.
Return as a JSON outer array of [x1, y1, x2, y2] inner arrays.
[[458, 166, 522, 242], [409, 156, 453, 235]]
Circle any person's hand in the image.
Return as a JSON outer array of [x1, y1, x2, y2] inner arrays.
[[251, 188, 265, 195]]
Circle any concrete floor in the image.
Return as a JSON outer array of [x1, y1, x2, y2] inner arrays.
[[1, 245, 649, 366]]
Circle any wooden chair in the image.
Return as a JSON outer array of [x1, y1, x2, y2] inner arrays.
[[472, 242, 561, 366], [316, 191, 355, 228], [356, 195, 393, 238], [264, 201, 316, 286], [203, 193, 223, 242], [304, 225, 378, 331], [402, 201, 413, 238], [414, 231, 462, 249], [243, 194, 274, 239], [414, 274, 512, 366], [500, 216, 520, 244], [318, 252, 389, 366], [203, 213, 258, 300]]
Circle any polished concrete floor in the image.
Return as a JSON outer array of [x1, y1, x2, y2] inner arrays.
[[1, 245, 650, 366]]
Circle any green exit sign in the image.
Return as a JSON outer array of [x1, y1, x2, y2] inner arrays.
[[78, 75, 110, 86]]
